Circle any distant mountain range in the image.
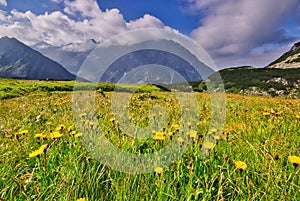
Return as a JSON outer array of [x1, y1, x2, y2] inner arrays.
[[0, 36, 75, 80], [0, 36, 299, 89], [32, 39, 99, 74]]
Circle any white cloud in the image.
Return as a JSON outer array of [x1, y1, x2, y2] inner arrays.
[[187, 0, 299, 67], [0, 0, 7, 6], [0, 0, 168, 47]]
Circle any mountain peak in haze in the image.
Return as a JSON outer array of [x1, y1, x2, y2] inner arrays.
[[0, 36, 76, 80]]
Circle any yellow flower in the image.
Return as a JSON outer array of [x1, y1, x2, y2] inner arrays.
[[177, 137, 184, 143], [110, 117, 116, 122], [68, 126, 73, 132], [18, 130, 29, 135], [235, 161, 247, 171], [49, 131, 63, 139], [288, 156, 300, 167], [213, 135, 221, 141], [71, 130, 77, 135], [168, 132, 174, 137], [39, 144, 48, 152], [188, 130, 197, 139], [207, 128, 218, 135], [55, 124, 65, 131], [262, 112, 270, 116], [153, 132, 165, 141], [29, 144, 48, 158], [34, 133, 47, 139], [76, 198, 86, 201], [202, 141, 215, 149], [74, 133, 83, 138], [29, 149, 43, 158], [154, 167, 164, 175], [296, 115, 300, 119], [172, 124, 180, 131]]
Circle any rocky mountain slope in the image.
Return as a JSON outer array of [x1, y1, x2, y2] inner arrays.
[[0, 37, 76, 80], [267, 41, 300, 69]]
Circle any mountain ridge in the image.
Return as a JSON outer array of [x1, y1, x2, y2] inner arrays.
[[0, 36, 76, 80]]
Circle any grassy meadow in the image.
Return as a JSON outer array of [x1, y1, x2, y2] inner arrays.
[[0, 78, 299, 200]]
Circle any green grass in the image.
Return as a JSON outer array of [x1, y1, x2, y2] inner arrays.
[[0, 79, 299, 200]]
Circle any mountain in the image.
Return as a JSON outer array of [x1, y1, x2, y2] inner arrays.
[[32, 39, 99, 74], [77, 39, 215, 83], [0, 36, 76, 80], [267, 41, 300, 69]]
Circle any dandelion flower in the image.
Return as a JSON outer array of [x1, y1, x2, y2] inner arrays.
[[29, 149, 43, 158], [207, 128, 217, 135], [50, 131, 63, 139], [262, 112, 270, 116], [202, 141, 215, 150], [34, 133, 47, 139], [188, 130, 197, 139], [74, 133, 83, 138], [55, 124, 65, 131], [288, 156, 300, 167], [172, 124, 180, 131], [234, 161, 247, 171], [153, 132, 165, 141], [177, 137, 184, 143], [39, 144, 49, 152], [68, 126, 73, 132], [71, 130, 77, 135], [168, 132, 174, 137], [154, 167, 164, 175]]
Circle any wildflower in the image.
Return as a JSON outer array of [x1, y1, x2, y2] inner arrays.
[[296, 115, 300, 119], [55, 124, 65, 131], [262, 112, 270, 116], [168, 132, 174, 137], [15, 130, 29, 139], [153, 132, 165, 141], [177, 137, 184, 143], [234, 161, 247, 171], [213, 135, 221, 141], [17, 130, 29, 135], [76, 198, 86, 201], [288, 156, 300, 167], [188, 130, 197, 139], [29, 144, 48, 158], [49, 131, 63, 139], [202, 141, 215, 150], [172, 124, 180, 131], [71, 130, 77, 135], [39, 144, 49, 153], [68, 126, 73, 132], [34, 133, 47, 140], [154, 167, 164, 175], [207, 128, 217, 135], [29, 149, 43, 158], [110, 117, 116, 123], [74, 133, 83, 138]]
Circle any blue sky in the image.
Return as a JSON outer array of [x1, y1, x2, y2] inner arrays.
[[0, 0, 300, 68]]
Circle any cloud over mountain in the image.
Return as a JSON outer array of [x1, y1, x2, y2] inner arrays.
[[0, 0, 169, 47], [185, 0, 300, 67]]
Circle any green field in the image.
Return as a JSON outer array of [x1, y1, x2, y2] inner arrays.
[[0, 79, 299, 200]]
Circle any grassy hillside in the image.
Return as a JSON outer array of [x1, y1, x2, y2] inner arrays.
[[190, 67, 300, 97], [0, 79, 299, 200], [0, 79, 162, 100]]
